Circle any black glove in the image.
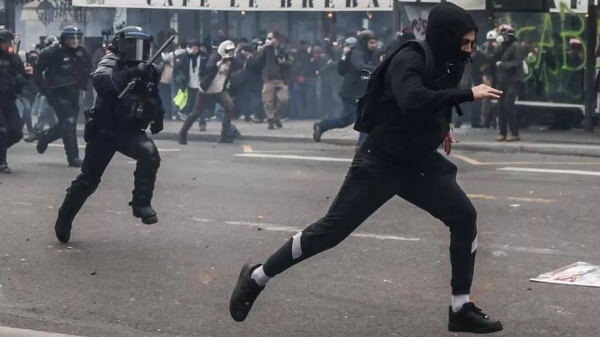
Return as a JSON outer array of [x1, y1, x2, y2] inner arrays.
[[83, 118, 98, 143], [129, 62, 147, 77], [150, 117, 163, 135]]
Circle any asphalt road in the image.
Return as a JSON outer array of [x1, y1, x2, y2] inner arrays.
[[1, 138, 600, 337]]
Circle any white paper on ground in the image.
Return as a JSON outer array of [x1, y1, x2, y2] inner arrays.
[[530, 262, 600, 288]]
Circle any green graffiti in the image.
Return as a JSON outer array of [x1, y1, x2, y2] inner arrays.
[[508, 3, 586, 102]]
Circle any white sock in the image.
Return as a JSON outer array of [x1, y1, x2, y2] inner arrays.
[[451, 295, 470, 313], [250, 265, 271, 287]]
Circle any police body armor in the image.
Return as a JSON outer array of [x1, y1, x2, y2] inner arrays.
[[119, 80, 160, 129], [42, 44, 89, 91], [0, 54, 18, 97]]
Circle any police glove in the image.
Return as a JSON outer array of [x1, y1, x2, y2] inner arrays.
[[129, 62, 148, 78], [150, 117, 164, 135]]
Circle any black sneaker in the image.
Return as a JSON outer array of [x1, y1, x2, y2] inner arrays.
[[267, 119, 275, 130], [230, 264, 265, 322], [448, 302, 503, 334], [313, 122, 322, 143], [36, 137, 49, 154], [274, 119, 283, 129]]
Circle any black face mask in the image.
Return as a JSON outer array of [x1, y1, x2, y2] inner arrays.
[[459, 51, 472, 63]]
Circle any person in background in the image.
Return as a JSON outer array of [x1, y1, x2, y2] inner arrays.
[[313, 30, 378, 147], [479, 30, 498, 129], [495, 24, 524, 142], [258, 31, 291, 129], [163, 40, 187, 120]]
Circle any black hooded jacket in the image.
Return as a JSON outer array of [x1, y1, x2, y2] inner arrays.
[[368, 3, 477, 161]]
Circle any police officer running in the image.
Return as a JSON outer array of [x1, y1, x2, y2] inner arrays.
[[53, 27, 165, 244], [0, 29, 30, 173], [34, 26, 92, 167]]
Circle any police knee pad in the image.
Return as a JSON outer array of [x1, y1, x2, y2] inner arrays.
[[8, 131, 23, 146], [137, 141, 161, 169], [72, 173, 101, 193]]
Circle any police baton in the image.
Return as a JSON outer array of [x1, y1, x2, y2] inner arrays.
[[118, 35, 176, 99]]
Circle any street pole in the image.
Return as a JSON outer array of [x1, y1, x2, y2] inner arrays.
[[392, 0, 401, 33], [5, 0, 15, 32], [584, 0, 597, 132]]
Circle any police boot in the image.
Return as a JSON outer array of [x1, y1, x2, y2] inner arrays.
[[130, 176, 158, 225], [63, 118, 82, 167], [55, 176, 98, 243]]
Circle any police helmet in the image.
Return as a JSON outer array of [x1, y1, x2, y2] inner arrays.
[[60, 26, 83, 48], [0, 29, 15, 52], [45, 35, 59, 47], [112, 26, 153, 63]]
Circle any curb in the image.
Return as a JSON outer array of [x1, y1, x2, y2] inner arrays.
[[76, 131, 600, 158]]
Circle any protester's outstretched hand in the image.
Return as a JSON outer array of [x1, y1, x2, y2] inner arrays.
[[472, 84, 503, 100]]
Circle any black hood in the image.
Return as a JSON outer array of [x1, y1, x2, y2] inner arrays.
[[425, 2, 477, 64]]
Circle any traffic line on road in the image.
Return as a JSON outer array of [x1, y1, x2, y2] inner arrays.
[[242, 145, 253, 153], [222, 221, 562, 255], [507, 197, 556, 204], [452, 155, 483, 165], [467, 194, 497, 200], [222, 221, 421, 242], [498, 167, 600, 176], [47, 143, 181, 152], [0, 326, 85, 337], [235, 153, 352, 163]]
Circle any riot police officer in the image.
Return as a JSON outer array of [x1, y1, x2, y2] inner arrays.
[[23, 35, 61, 143], [34, 26, 92, 167], [53, 26, 165, 243], [0, 29, 29, 173]]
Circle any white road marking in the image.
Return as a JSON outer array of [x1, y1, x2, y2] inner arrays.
[[223, 221, 421, 242], [235, 153, 352, 163], [47, 144, 180, 152], [498, 167, 600, 176], [507, 197, 556, 204], [0, 326, 85, 336], [221, 221, 562, 254]]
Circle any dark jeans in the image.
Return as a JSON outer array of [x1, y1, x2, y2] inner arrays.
[[263, 145, 478, 295], [180, 91, 235, 134], [498, 81, 519, 137], [318, 98, 356, 133], [0, 102, 23, 164], [318, 98, 368, 147]]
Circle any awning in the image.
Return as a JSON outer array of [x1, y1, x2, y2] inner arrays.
[[71, 0, 589, 12]]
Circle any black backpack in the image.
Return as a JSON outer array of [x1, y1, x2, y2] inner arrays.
[[337, 48, 354, 76], [354, 40, 435, 133]]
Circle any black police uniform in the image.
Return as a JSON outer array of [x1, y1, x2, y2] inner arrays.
[[53, 27, 165, 244], [34, 26, 91, 167], [0, 29, 28, 173]]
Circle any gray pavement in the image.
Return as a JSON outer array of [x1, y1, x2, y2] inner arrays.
[[76, 119, 600, 158], [1, 139, 600, 336]]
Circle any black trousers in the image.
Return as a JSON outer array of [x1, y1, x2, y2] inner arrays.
[[40, 91, 81, 161], [0, 102, 23, 164], [57, 129, 161, 223], [263, 143, 478, 295], [497, 81, 520, 137]]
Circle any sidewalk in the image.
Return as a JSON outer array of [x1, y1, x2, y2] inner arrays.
[[76, 119, 600, 158]]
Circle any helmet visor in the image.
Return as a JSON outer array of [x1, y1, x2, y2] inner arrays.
[[119, 38, 152, 62]]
